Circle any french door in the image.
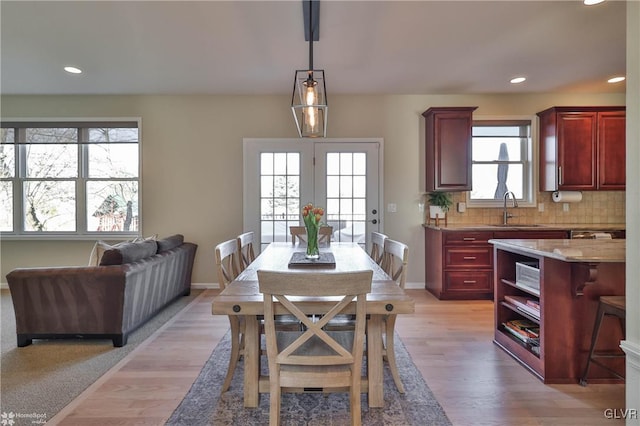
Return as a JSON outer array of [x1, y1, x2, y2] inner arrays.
[[243, 138, 381, 253]]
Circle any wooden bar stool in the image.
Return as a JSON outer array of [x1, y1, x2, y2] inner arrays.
[[580, 295, 626, 386]]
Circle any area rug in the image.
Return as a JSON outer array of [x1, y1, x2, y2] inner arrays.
[[0, 289, 202, 421], [167, 331, 452, 425]]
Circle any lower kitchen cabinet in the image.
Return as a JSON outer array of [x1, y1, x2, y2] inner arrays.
[[425, 227, 569, 300]]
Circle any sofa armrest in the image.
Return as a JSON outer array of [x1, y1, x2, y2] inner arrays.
[[6, 266, 128, 336]]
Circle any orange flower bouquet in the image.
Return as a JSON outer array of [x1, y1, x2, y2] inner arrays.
[[302, 203, 324, 259]]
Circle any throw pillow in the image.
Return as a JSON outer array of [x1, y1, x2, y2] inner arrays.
[[156, 234, 185, 252], [99, 239, 158, 266], [88, 240, 124, 266], [88, 235, 157, 266]]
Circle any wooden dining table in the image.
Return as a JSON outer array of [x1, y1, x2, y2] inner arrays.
[[211, 242, 415, 408]]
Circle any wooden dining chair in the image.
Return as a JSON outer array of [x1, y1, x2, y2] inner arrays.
[[380, 238, 409, 393], [370, 231, 387, 266], [237, 231, 256, 272], [258, 269, 372, 426], [215, 238, 244, 392], [290, 225, 333, 246]]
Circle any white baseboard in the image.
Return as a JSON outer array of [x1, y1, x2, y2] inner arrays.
[[0, 282, 216, 291], [2, 281, 420, 291], [194, 282, 424, 290], [620, 340, 640, 424], [191, 282, 219, 289]]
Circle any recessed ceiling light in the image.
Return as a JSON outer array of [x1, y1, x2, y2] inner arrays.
[[64, 66, 82, 74], [607, 76, 625, 84], [510, 77, 526, 84], [584, 0, 605, 5]]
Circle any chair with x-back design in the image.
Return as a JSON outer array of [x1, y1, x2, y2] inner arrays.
[[237, 231, 256, 272], [370, 231, 387, 266], [290, 225, 333, 246], [258, 269, 372, 426], [215, 238, 243, 392], [380, 238, 409, 393]]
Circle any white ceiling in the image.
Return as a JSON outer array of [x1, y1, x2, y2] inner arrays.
[[0, 0, 627, 96]]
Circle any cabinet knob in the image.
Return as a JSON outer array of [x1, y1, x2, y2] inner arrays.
[[463, 256, 477, 260], [463, 237, 475, 241]]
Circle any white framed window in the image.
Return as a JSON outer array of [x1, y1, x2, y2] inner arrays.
[[0, 119, 141, 239], [467, 117, 536, 208]]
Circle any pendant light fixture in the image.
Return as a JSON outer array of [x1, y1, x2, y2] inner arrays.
[[291, 0, 327, 138]]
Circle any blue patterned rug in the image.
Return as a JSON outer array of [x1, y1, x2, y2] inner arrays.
[[167, 331, 451, 425]]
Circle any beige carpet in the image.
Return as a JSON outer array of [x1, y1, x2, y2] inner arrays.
[[0, 288, 202, 422]]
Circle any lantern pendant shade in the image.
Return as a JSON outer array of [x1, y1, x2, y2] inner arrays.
[[291, 69, 328, 138]]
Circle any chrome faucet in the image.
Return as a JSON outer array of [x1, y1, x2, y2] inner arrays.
[[502, 191, 518, 225]]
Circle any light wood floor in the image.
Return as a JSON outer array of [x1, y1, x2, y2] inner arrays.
[[49, 289, 624, 425]]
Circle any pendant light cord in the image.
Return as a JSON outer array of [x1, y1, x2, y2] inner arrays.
[[308, 0, 314, 76]]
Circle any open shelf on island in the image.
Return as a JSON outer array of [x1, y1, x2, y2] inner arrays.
[[501, 278, 540, 297], [499, 301, 540, 324], [492, 241, 625, 384]]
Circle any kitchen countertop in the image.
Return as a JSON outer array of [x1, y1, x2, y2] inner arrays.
[[423, 223, 626, 231], [488, 238, 625, 263]]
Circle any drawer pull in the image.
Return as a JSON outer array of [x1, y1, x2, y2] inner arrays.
[[463, 256, 477, 260], [463, 280, 477, 284], [462, 237, 476, 241]]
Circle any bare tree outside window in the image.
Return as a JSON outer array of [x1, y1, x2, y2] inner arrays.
[[0, 121, 140, 235]]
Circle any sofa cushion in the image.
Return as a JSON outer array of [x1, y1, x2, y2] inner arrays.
[[157, 234, 184, 252], [88, 240, 126, 266], [99, 239, 158, 266]]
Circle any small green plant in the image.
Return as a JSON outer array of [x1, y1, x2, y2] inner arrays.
[[427, 191, 453, 212]]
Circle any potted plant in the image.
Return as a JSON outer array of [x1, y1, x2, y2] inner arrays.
[[428, 191, 453, 219]]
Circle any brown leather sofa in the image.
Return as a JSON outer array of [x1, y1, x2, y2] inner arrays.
[[6, 234, 197, 347]]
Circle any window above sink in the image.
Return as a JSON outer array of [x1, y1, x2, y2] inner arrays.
[[466, 117, 536, 208]]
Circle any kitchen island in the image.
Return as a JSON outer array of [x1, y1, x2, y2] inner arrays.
[[489, 238, 625, 384]]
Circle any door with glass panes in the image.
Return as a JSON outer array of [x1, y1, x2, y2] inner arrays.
[[243, 139, 381, 253]]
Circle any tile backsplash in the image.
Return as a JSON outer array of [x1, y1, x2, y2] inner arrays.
[[437, 191, 625, 225]]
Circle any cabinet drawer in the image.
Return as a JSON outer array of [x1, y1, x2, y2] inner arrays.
[[444, 271, 493, 292], [493, 230, 568, 239], [444, 247, 492, 268], [444, 231, 493, 245]]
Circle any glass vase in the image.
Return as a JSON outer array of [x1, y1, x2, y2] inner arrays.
[[305, 224, 320, 259]]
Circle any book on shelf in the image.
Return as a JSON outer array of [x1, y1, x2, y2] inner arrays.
[[508, 318, 539, 334], [501, 322, 540, 345], [526, 299, 540, 310], [504, 295, 540, 319]]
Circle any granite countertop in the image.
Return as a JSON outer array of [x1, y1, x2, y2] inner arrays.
[[488, 238, 625, 263], [423, 223, 626, 232]]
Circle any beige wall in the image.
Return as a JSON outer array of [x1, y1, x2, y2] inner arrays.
[[0, 92, 626, 285], [623, 1, 640, 420]]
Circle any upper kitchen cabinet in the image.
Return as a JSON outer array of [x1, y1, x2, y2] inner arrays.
[[423, 106, 477, 191], [538, 106, 626, 191]]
